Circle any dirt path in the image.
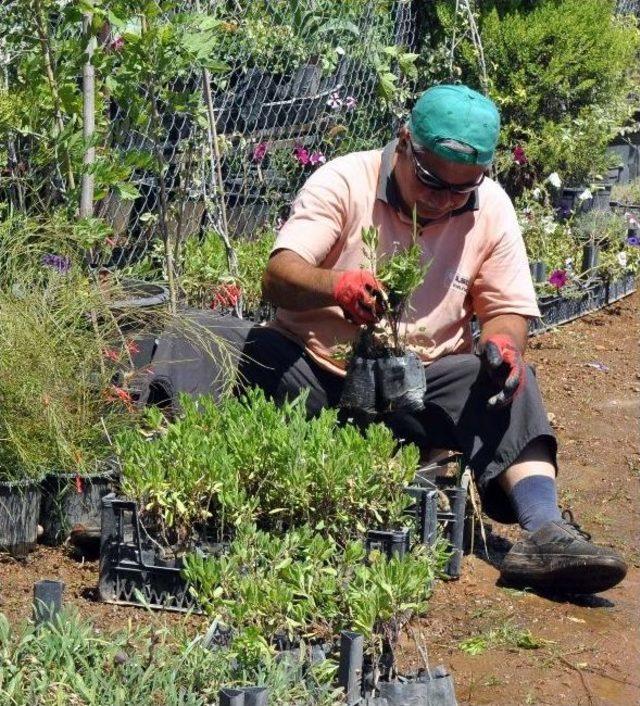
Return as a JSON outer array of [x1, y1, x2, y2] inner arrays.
[[399, 290, 640, 706], [1, 291, 638, 705]]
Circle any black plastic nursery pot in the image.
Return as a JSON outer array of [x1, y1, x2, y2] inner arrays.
[[0, 479, 42, 557], [557, 186, 593, 217], [529, 260, 547, 283], [591, 185, 612, 212], [580, 244, 600, 273], [337, 631, 458, 706], [40, 469, 116, 546], [340, 352, 427, 416]]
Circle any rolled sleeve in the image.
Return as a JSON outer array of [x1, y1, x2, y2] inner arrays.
[[471, 200, 540, 322]]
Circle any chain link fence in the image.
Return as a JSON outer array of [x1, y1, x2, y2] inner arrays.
[[1, 0, 418, 292]]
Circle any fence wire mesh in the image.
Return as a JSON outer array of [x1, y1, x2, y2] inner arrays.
[[1, 0, 417, 288]]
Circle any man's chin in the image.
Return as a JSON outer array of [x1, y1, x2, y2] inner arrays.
[[416, 205, 451, 220]]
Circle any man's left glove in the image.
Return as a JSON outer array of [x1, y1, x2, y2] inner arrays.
[[481, 333, 527, 409]]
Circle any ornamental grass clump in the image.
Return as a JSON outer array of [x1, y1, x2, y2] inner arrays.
[[0, 271, 137, 483], [117, 388, 418, 547]]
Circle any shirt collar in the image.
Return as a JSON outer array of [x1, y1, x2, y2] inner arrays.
[[376, 139, 479, 226]]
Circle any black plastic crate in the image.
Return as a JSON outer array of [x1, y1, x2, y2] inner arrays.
[[606, 273, 637, 303], [99, 494, 202, 613]]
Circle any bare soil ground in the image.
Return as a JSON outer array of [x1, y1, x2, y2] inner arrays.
[[1, 291, 638, 705]]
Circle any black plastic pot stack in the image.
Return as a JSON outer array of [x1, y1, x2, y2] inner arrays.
[[0, 479, 42, 557], [407, 460, 471, 579]]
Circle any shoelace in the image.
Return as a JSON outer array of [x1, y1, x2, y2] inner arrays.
[[561, 509, 592, 541]]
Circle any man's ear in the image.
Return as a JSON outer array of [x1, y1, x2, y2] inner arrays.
[[396, 124, 410, 152]]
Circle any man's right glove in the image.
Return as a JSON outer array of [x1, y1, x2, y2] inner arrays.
[[333, 270, 385, 325]]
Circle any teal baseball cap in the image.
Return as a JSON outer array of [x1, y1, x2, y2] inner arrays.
[[408, 84, 500, 166]]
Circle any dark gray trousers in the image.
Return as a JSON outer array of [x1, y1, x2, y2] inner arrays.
[[238, 325, 557, 524]]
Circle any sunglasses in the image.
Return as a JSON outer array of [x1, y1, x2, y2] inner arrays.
[[408, 140, 485, 194]]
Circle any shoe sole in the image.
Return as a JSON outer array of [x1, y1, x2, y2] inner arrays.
[[500, 558, 627, 595]]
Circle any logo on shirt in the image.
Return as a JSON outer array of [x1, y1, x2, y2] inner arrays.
[[445, 269, 471, 294]]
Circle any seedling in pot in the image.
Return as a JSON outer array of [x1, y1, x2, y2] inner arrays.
[[341, 218, 430, 414]]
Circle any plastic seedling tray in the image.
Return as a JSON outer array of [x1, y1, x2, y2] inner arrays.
[[99, 494, 203, 613]]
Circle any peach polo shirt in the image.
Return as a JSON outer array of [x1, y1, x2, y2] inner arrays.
[[268, 140, 540, 375]]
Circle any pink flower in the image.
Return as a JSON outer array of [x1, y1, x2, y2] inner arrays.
[[512, 144, 528, 165], [309, 151, 326, 166], [125, 340, 140, 355], [624, 212, 640, 229], [327, 91, 343, 110], [109, 35, 124, 52], [548, 269, 568, 289], [251, 142, 268, 163], [293, 145, 310, 166], [344, 95, 358, 111]]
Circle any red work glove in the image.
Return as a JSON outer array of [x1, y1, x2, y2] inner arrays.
[[481, 334, 527, 409], [333, 270, 385, 325]]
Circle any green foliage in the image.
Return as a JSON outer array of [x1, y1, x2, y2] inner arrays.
[[117, 388, 418, 546], [0, 609, 343, 704], [361, 223, 430, 354], [123, 228, 275, 310], [184, 524, 442, 653], [612, 178, 640, 205], [418, 0, 640, 194], [458, 621, 545, 656]]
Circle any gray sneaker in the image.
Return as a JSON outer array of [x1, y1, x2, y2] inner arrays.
[[500, 511, 627, 594]]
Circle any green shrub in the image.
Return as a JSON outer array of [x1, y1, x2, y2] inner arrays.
[[117, 388, 418, 545], [184, 523, 444, 654], [419, 0, 640, 192], [612, 178, 640, 205]]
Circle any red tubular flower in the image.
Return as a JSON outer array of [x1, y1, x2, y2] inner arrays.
[[210, 283, 242, 309], [512, 144, 528, 165]]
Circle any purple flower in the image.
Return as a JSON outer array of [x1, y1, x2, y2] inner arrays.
[[309, 151, 326, 166], [627, 234, 640, 247], [344, 95, 357, 111], [251, 142, 268, 163], [512, 144, 528, 165], [293, 145, 310, 166], [548, 269, 568, 289], [41, 253, 71, 274], [326, 91, 343, 110]]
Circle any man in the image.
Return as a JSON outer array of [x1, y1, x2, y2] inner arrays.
[[239, 84, 627, 595]]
